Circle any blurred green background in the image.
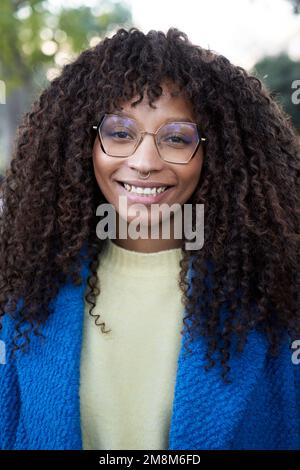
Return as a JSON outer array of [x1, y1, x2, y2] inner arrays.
[[0, 0, 299, 176]]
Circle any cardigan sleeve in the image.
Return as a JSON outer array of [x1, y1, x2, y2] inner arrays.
[[0, 313, 21, 450]]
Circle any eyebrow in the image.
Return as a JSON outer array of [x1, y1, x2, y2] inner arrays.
[[112, 110, 195, 124]]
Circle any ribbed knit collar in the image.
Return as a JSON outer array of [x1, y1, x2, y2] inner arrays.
[[100, 238, 184, 277]]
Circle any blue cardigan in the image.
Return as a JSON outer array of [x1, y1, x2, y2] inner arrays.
[[1, 254, 300, 450]]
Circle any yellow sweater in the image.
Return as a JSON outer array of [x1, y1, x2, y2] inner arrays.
[[79, 238, 184, 450]]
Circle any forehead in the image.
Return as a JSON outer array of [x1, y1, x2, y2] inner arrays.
[[115, 82, 196, 125]]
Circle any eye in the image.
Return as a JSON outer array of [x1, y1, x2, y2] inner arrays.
[[113, 131, 129, 139], [110, 129, 135, 140], [169, 135, 187, 143], [163, 134, 190, 145]]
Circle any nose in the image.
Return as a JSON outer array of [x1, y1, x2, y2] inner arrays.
[[127, 133, 165, 174]]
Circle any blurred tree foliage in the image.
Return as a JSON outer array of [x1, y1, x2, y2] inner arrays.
[[0, 0, 132, 94], [252, 53, 300, 133], [0, 0, 132, 170], [286, 0, 300, 13]]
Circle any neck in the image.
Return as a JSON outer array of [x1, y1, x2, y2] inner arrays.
[[112, 237, 182, 253], [114, 213, 183, 253]]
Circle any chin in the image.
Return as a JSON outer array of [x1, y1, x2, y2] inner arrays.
[[118, 207, 166, 231]]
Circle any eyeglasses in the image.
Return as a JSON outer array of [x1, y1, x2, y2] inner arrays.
[[92, 113, 206, 164]]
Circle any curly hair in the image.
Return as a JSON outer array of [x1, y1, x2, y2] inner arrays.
[[0, 27, 299, 382]]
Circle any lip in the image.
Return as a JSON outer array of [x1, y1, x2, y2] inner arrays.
[[115, 181, 175, 204]]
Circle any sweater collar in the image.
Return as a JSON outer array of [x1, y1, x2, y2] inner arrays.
[[101, 238, 183, 276]]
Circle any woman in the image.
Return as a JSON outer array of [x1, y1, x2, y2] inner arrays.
[[0, 27, 299, 450]]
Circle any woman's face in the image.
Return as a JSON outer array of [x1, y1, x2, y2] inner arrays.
[[92, 82, 204, 228]]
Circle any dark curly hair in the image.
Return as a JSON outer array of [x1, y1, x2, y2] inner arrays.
[[0, 27, 299, 382]]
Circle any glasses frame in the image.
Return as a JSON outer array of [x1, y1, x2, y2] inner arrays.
[[92, 113, 206, 165]]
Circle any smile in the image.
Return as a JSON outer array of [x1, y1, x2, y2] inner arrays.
[[116, 181, 175, 204], [123, 183, 168, 195]]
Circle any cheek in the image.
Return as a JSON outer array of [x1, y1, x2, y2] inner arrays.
[[93, 152, 103, 180], [93, 153, 105, 188], [92, 148, 114, 199], [179, 153, 204, 200]]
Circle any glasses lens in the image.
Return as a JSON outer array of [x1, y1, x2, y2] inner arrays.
[[156, 122, 200, 163], [99, 115, 139, 157]]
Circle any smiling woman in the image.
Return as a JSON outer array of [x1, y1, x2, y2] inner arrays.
[[0, 27, 299, 451]]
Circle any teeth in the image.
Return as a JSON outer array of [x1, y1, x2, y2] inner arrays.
[[123, 184, 168, 195]]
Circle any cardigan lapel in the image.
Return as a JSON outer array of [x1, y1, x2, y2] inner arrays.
[[167, 259, 269, 450], [15, 262, 90, 450], [168, 314, 268, 450]]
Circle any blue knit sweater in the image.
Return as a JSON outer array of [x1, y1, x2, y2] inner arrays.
[[1, 254, 300, 450]]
